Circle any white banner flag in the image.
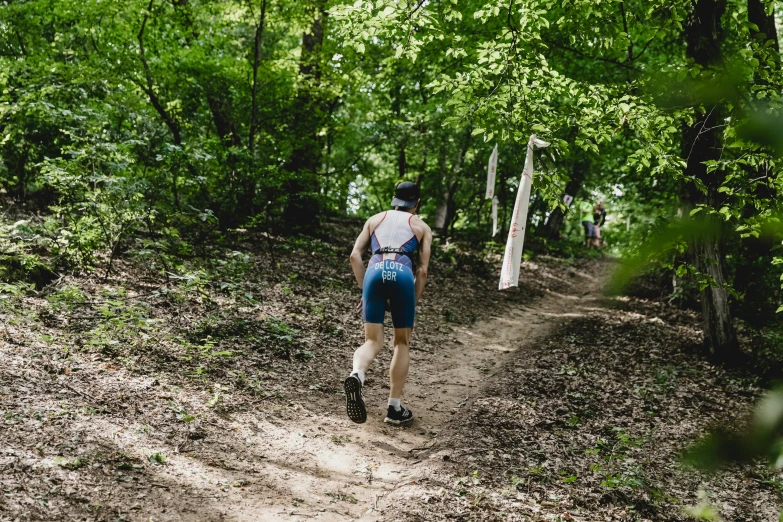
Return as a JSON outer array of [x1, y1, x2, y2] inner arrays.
[[485, 144, 498, 199], [491, 195, 499, 237], [499, 134, 550, 290]]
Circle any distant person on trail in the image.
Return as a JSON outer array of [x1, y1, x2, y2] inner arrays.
[[593, 202, 606, 246], [344, 181, 433, 425], [580, 200, 597, 247], [581, 200, 607, 249]]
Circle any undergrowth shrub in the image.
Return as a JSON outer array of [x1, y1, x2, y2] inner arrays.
[[41, 153, 150, 271], [0, 219, 56, 288]]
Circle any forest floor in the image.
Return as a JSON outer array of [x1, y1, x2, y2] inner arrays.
[[1, 219, 779, 521]]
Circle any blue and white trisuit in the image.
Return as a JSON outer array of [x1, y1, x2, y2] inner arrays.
[[363, 210, 419, 329]]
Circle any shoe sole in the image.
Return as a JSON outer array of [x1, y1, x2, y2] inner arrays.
[[344, 376, 367, 424], [383, 415, 414, 425]]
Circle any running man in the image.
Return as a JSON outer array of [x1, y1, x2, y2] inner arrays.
[[344, 181, 432, 425]]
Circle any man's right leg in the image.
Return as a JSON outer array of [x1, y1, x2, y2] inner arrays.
[[384, 327, 413, 425], [345, 323, 383, 424], [384, 263, 416, 425], [389, 327, 411, 400]]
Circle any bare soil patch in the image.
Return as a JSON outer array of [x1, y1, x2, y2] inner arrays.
[[2, 222, 773, 521], [388, 288, 777, 521], [1, 221, 585, 521]]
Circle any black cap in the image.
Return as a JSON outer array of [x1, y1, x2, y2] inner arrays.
[[391, 181, 420, 209]]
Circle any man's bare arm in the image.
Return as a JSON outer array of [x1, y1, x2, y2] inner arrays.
[[415, 225, 432, 304], [349, 219, 372, 290]]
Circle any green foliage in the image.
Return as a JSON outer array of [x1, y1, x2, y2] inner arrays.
[[264, 318, 296, 342], [81, 288, 157, 352], [147, 451, 167, 465], [0, 0, 781, 376], [685, 388, 783, 471], [684, 501, 722, 522], [168, 400, 196, 423], [331, 0, 783, 344], [55, 456, 87, 470], [0, 220, 56, 288], [38, 129, 152, 269], [47, 285, 88, 311], [0, 282, 30, 302]]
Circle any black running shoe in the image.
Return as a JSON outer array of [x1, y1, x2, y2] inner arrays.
[[344, 374, 367, 424], [384, 405, 413, 425]]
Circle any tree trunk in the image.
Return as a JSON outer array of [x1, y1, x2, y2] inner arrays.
[[205, 86, 241, 148], [413, 122, 427, 186], [390, 79, 407, 179], [283, 0, 326, 231], [695, 224, 738, 358], [169, 0, 240, 213], [10, 143, 28, 201], [543, 206, 565, 240], [398, 143, 407, 178], [543, 158, 587, 239], [137, 0, 182, 146], [748, 0, 779, 53], [434, 181, 458, 235], [433, 145, 451, 231], [744, 0, 778, 223], [434, 127, 471, 235], [682, 0, 740, 363]]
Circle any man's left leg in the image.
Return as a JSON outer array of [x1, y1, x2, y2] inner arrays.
[[346, 265, 385, 424], [385, 327, 414, 424], [352, 323, 385, 383], [345, 324, 383, 424]]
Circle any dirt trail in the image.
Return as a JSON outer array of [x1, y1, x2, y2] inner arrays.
[[0, 255, 603, 522], [4, 251, 770, 521], [204, 269, 605, 521], [2, 234, 600, 522]]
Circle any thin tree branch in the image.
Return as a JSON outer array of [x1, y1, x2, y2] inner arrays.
[[631, 32, 661, 61], [14, 30, 26, 55], [403, 0, 427, 23], [542, 38, 637, 71], [686, 105, 717, 165], [249, 0, 268, 158], [137, 0, 182, 145]]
